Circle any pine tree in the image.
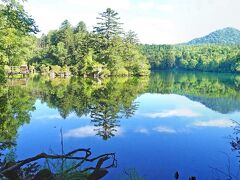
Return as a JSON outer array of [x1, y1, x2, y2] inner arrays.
[[93, 8, 123, 40]]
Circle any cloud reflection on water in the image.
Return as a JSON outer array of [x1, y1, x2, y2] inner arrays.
[[63, 125, 123, 138], [143, 109, 200, 118], [192, 119, 235, 128]]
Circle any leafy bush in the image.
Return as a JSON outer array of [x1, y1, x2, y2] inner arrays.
[[29, 65, 35, 73], [69, 66, 78, 75], [4, 65, 10, 74], [111, 67, 129, 76], [100, 68, 111, 77], [61, 65, 70, 74], [40, 64, 49, 74], [0, 66, 6, 83], [50, 65, 61, 74]]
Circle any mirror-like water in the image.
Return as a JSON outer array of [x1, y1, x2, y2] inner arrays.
[[1, 71, 240, 179]]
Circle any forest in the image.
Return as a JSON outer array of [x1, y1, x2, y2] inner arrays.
[[0, 0, 240, 78], [140, 44, 240, 73], [30, 10, 150, 77], [0, 1, 149, 77]]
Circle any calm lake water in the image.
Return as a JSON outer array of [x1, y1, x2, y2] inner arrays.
[[1, 71, 240, 179]]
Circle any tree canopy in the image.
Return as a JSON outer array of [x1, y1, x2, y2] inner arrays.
[[31, 8, 150, 77], [0, 1, 239, 76], [140, 44, 240, 73], [0, 0, 38, 67], [186, 27, 240, 45]]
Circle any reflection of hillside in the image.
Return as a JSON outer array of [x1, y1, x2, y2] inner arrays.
[[187, 96, 240, 114], [148, 71, 240, 114]]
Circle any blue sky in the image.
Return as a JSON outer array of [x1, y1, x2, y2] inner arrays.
[[24, 0, 240, 44]]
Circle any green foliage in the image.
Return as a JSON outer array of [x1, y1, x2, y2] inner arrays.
[[231, 54, 240, 72], [124, 30, 139, 44], [40, 64, 49, 74], [0, 1, 38, 66], [61, 65, 70, 74], [111, 67, 128, 76], [79, 49, 95, 76], [0, 84, 36, 142], [0, 0, 39, 34], [140, 44, 240, 73], [93, 8, 123, 40], [100, 68, 111, 77], [29, 65, 35, 73], [75, 21, 87, 33], [55, 42, 68, 66], [0, 65, 6, 83], [32, 9, 149, 77], [50, 65, 61, 74], [69, 66, 78, 75]]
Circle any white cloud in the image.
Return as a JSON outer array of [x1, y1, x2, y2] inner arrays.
[[64, 125, 123, 138], [34, 113, 79, 120], [64, 125, 96, 138], [135, 128, 149, 134], [34, 114, 62, 120], [153, 126, 176, 133], [144, 109, 200, 118], [48, 114, 62, 119], [63, 0, 132, 11], [192, 119, 235, 128], [25, 0, 240, 44]]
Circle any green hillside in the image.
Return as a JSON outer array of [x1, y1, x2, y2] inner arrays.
[[187, 27, 240, 45]]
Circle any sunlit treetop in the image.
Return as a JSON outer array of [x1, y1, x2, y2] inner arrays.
[[0, 0, 39, 34]]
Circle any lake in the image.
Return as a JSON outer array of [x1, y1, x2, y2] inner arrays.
[[1, 71, 240, 179]]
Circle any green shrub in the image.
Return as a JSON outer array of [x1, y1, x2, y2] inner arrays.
[[69, 66, 78, 76], [100, 68, 111, 77], [0, 66, 6, 83], [29, 65, 35, 73], [111, 67, 129, 76], [4, 65, 10, 74], [50, 65, 61, 74], [61, 65, 70, 74], [40, 64, 49, 74]]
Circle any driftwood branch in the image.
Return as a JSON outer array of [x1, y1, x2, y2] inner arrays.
[[0, 148, 115, 175]]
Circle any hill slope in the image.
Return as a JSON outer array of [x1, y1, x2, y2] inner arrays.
[[186, 27, 240, 45]]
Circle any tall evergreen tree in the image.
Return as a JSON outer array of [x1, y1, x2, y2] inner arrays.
[[74, 21, 87, 33], [124, 30, 139, 44], [93, 8, 123, 40]]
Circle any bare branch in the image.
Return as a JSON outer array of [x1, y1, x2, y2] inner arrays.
[[0, 148, 114, 174]]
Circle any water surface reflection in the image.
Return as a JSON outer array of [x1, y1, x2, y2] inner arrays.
[[1, 71, 240, 179]]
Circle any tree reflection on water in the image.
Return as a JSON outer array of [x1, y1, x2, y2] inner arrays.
[[1, 71, 240, 179]]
